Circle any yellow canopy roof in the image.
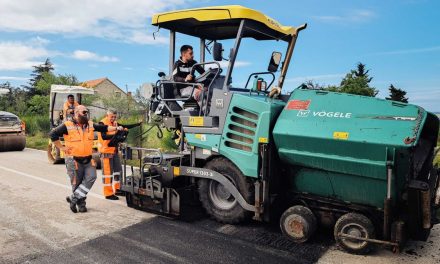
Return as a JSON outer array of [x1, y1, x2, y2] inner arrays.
[[152, 5, 296, 41]]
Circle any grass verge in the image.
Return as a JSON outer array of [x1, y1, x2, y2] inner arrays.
[[26, 133, 48, 150], [434, 149, 440, 167]]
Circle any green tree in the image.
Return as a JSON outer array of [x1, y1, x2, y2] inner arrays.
[[27, 71, 80, 115], [302, 80, 323, 90], [386, 84, 408, 103], [0, 82, 28, 115], [325, 62, 378, 97], [27, 95, 50, 115], [133, 86, 150, 109], [35, 72, 78, 96], [100, 94, 131, 117], [353, 62, 373, 82], [25, 58, 54, 95]]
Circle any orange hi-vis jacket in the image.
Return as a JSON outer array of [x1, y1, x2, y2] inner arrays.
[[63, 101, 79, 116], [64, 120, 95, 157], [98, 117, 117, 154]]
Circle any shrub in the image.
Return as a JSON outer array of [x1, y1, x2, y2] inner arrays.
[[21, 115, 50, 136]]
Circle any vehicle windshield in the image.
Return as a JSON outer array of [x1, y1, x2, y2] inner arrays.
[[50, 93, 82, 126], [217, 37, 287, 90], [51, 93, 80, 112]]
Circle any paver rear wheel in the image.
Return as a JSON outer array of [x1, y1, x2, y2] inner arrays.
[[334, 212, 375, 254], [198, 157, 254, 224], [280, 205, 317, 243]]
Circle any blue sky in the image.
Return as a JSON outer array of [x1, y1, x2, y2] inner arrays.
[[0, 0, 439, 111]]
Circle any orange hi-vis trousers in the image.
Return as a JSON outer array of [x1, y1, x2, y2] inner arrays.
[[101, 153, 122, 197]]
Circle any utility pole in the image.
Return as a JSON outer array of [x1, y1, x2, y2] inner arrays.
[[126, 84, 130, 112]]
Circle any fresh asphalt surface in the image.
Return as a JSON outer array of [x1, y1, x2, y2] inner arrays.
[[1, 149, 440, 264]]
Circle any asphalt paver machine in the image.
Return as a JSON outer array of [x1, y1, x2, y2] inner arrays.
[[120, 5, 440, 254]]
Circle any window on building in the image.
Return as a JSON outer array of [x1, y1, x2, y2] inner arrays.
[[115, 91, 121, 98]]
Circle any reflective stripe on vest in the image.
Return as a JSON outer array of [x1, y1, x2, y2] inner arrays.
[[98, 117, 117, 154], [63, 121, 95, 157]]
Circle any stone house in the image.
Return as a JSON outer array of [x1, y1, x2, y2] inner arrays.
[[81, 77, 127, 119], [82, 77, 126, 98]]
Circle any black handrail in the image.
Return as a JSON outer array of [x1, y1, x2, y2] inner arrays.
[[244, 71, 275, 94], [189, 61, 221, 116], [156, 61, 221, 116]]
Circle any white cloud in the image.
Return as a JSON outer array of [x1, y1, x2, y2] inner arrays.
[[0, 39, 51, 70], [0, 76, 29, 81], [313, 10, 375, 23], [0, 37, 120, 71], [0, 0, 187, 44], [71, 50, 119, 62]]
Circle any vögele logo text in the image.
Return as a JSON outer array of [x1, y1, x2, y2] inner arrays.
[[312, 111, 352, 118]]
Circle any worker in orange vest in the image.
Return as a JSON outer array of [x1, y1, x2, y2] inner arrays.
[[50, 105, 123, 213], [98, 109, 142, 200], [63, 94, 79, 121]]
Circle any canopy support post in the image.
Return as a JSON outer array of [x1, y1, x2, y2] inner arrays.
[[200, 38, 206, 68], [277, 24, 307, 90], [223, 20, 246, 91], [169, 31, 176, 76]]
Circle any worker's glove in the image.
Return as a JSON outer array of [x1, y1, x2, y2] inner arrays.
[[268, 87, 281, 98]]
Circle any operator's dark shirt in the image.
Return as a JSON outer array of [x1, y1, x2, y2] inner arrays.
[[172, 58, 205, 83], [98, 122, 141, 140], [49, 121, 109, 142]]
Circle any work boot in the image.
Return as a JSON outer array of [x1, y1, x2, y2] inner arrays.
[[105, 195, 119, 200], [77, 198, 87, 213], [66, 196, 78, 213]]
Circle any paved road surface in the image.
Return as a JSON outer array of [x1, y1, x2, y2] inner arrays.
[[1, 148, 439, 264]]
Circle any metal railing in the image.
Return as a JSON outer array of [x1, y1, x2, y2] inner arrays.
[[157, 61, 221, 116], [244, 71, 275, 96], [121, 144, 164, 192]]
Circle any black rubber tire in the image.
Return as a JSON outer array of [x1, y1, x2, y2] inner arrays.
[[280, 205, 317, 243], [47, 143, 63, 164], [92, 153, 101, 170], [125, 192, 134, 208], [198, 157, 254, 224], [334, 212, 375, 255]]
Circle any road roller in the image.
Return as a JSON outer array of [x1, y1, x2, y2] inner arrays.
[[119, 5, 440, 254], [0, 111, 26, 152]]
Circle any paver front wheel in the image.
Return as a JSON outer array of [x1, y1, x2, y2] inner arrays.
[[198, 157, 254, 224]]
